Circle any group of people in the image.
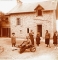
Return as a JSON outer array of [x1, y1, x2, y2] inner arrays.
[[45, 30, 58, 48], [11, 30, 58, 49]]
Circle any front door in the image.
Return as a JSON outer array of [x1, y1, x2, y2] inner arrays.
[[37, 25, 42, 37]]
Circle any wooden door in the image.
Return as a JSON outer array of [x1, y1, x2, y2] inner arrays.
[[37, 25, 42, 37]]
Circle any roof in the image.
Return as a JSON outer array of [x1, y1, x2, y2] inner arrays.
[[8, 1, 57, 14]]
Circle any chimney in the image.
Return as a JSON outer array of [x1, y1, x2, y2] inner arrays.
[[17, 0, 22, 6]]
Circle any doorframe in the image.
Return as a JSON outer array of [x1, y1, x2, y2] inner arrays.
[[37, 24, 42, 37]]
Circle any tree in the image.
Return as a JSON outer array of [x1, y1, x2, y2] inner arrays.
[[0, 12, 9, 27]]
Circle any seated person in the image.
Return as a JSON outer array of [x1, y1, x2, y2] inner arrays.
[[25, 36, 31, 47], [19, 36, 31, 48]]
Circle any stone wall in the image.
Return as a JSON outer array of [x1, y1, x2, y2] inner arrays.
[[9, 11, 56, 38]]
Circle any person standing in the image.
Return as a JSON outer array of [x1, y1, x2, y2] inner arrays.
[[45, 30, 50, 47], [53, 31, 57, 49], [29, 30, 34, 45], [36, 32, 40, 46], [11, 33, 16, 47]]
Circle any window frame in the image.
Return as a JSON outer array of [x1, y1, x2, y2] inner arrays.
[[37, 10, 42, 16], [16, 18, 20, 25]]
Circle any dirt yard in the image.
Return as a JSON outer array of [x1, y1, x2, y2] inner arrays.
[[0, 38, 58, 60]]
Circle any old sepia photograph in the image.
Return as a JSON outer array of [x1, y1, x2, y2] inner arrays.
[[0, 0, 58, 60]]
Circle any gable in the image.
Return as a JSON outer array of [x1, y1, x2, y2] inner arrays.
[[35, 5, 44, 10]]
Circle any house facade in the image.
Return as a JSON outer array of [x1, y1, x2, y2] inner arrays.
[[7, 0, 57, 38]]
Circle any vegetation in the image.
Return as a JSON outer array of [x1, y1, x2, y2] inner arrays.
[[0, 11, 9, 27]]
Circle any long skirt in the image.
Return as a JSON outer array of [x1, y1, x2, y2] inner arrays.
[[30, 38, 34, 45], [53, 39, 57, 44], [45, 39, 49, 44], [36, 37, 40, 45]]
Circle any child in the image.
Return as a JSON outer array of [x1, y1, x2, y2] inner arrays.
[[11, 33, 16, 47]]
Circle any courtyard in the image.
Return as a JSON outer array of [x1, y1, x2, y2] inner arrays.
[[0, 38, 58, 60]]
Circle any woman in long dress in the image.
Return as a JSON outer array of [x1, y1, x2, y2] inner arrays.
[[45, 30, 50, 47], [53, 31, 57, 49], [36, 32, 40, 46]]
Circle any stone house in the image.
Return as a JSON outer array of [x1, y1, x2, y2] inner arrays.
[[6, 0, 57, 38]]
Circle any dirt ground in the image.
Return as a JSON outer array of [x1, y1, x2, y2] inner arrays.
[[0, 38, 58, 60]]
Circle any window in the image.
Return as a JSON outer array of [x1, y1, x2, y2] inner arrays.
[[37, 10, 42, 16], [27, 28, 29, 33], [17, 18, 20, 25]]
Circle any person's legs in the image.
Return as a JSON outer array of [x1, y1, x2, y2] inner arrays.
[[32, 40, 34, 45], [12, 43, 14, 47], [37, 44, 39, 46], [46, 39, 48, 47], [54, 44, 57, 49], [46, 39, 51, 47], [31, 39, 34, 45], [12, 43, 15, 51], [14, 43, 16, 47], [48, 39, 51, 48], [46, 44, 48, 47]]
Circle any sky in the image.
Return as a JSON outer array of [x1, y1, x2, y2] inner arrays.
[[0, 0, 16, 13], [0, 0, 58, 30]]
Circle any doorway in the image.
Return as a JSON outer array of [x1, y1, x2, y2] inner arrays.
[[37, 25, 42, 37], [2, 28, 10, 37]]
